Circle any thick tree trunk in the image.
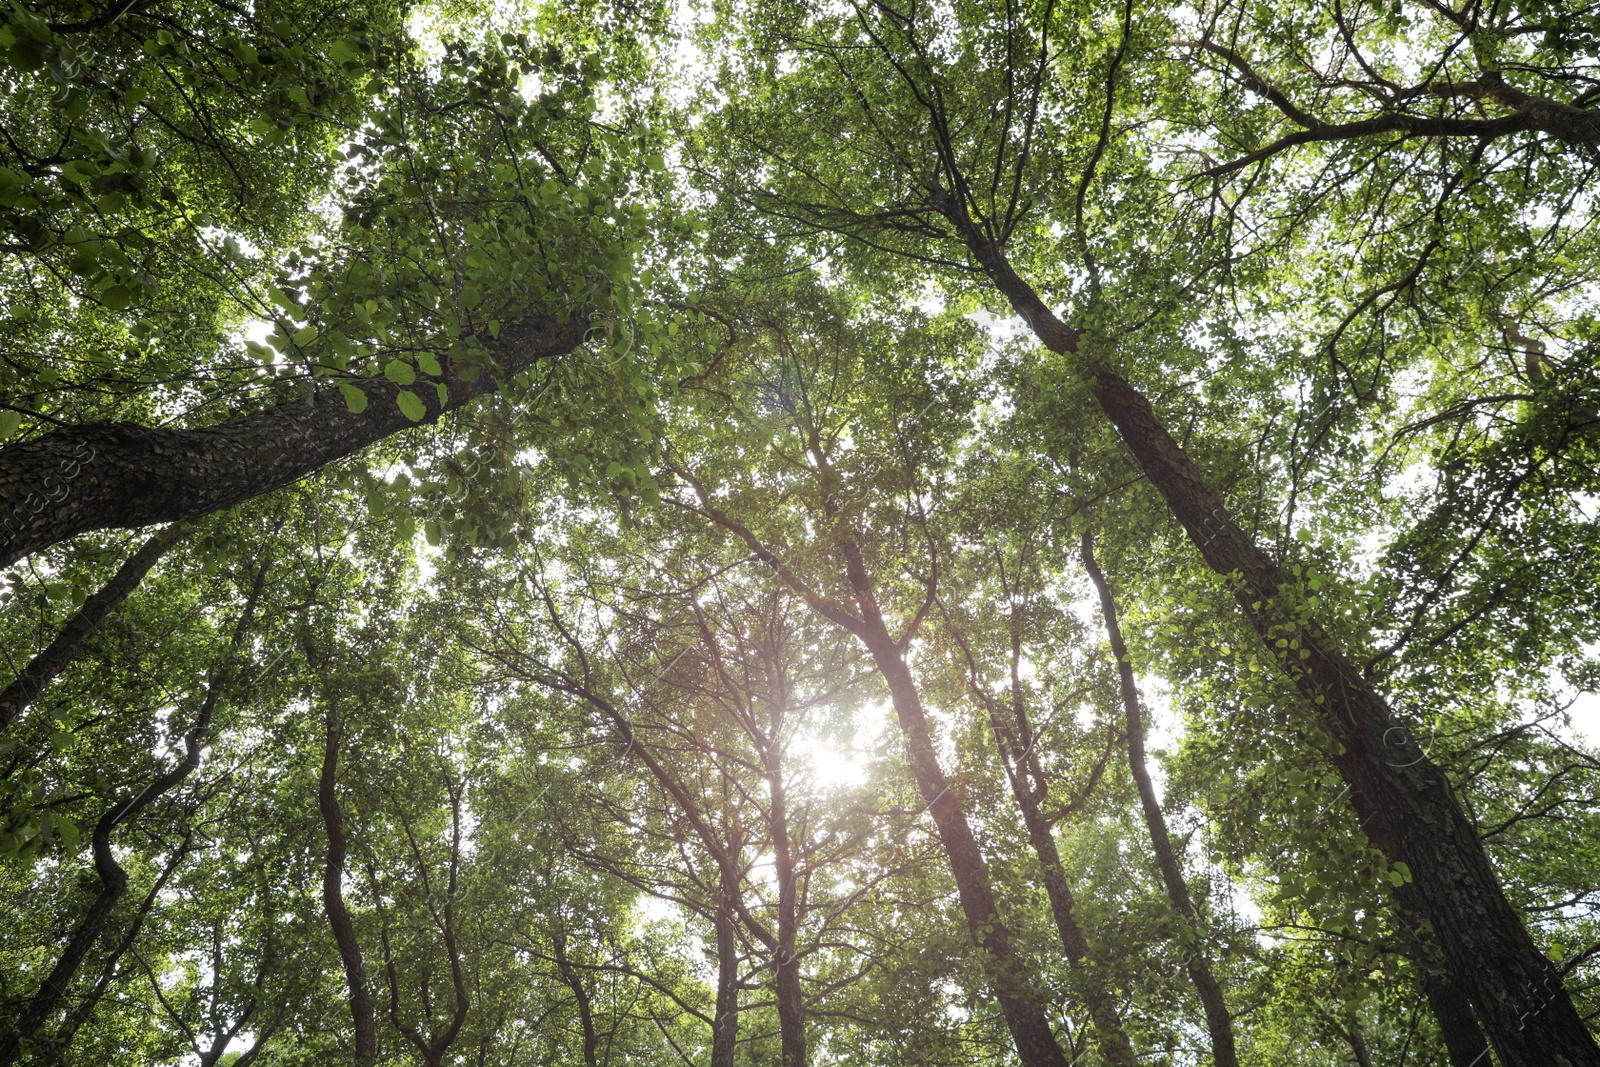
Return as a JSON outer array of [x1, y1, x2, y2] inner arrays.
[[0, 316, 584, 569], [319, 703, 379, 1067], [1080, 531, 1240, 1067], [934, 195, 1593, 1062], [949, 217, 1595, 1064], [711, 878, 741, 1067], [1083, 365, 1589, 1065], [1422, 971, 1494, 1067], [0, 523, 187, 732]]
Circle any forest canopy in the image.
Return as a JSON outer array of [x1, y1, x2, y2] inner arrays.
[[2, 0, 1599, 1064]]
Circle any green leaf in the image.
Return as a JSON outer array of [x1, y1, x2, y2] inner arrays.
[[0, 410, 21, 442], [384, 360, 416, 385], [99, 284, 133, 311], [337, 382, 368, 413], [396, 389, 425, 421], [417, 352, 442, 376]]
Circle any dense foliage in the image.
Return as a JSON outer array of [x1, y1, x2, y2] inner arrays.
[[2, 0, 1599, 1064]]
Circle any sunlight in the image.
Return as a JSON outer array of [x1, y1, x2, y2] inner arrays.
[[793, 735, 869, 791]]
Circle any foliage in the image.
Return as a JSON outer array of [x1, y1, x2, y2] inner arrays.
[[3, 0, 1600, 1063]]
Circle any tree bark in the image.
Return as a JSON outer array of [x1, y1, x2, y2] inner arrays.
[[0, 315, 585, 569], [954, 227, 1594, 1064], [319, 701, 380, 1067], [1082, 365, 1588, 1065], [1422, 972, 1494, 1067], [0, 523, 188, 732], [554, 931, 600, 1067], [1081, 530, 1241, 1067], [711, 877, 741, 1067], [859, 623, 1070, 1067]]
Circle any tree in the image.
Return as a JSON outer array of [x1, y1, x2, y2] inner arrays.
[[5, 0, 1600, 1063], [697, 0, 1600, 1059]]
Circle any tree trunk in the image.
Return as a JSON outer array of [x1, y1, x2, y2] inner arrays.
[[855, 613, 1070, 1067], [942, 207, 1595, 1064], [1083, 364, 1588, 1065], [963, 612, 1136, 1067], [0, 315, 584, 569], [554, 931, 600, 1067], [711, 878, 741, 1067], [50, 829, 195, 1053], [763, 743, 807, 1067], [1422, 971, 1494, 1067], [0, 563, 261, 1066], [1008, 767, 1138, 1067], [1344, 1018, 1377, 1067], [0, 523, 187, 732], [686, 462, 1073, 1067], [0, 659, 223, 1064], [319, 702, 379, 1067], [0, 807, 131, 1067], [1081, 530, 1241, 1067]]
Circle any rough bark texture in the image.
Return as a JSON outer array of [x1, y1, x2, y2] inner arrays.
[[0, 315, 585, 569], [1083, 364, 1593, 1066], [0, 524, 188, 732], [949, 216, 1597, 1064], [1422, 972, 1494, 1067], [1081, 531, 1240, 1067], [319, 703, 379, 1067]]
